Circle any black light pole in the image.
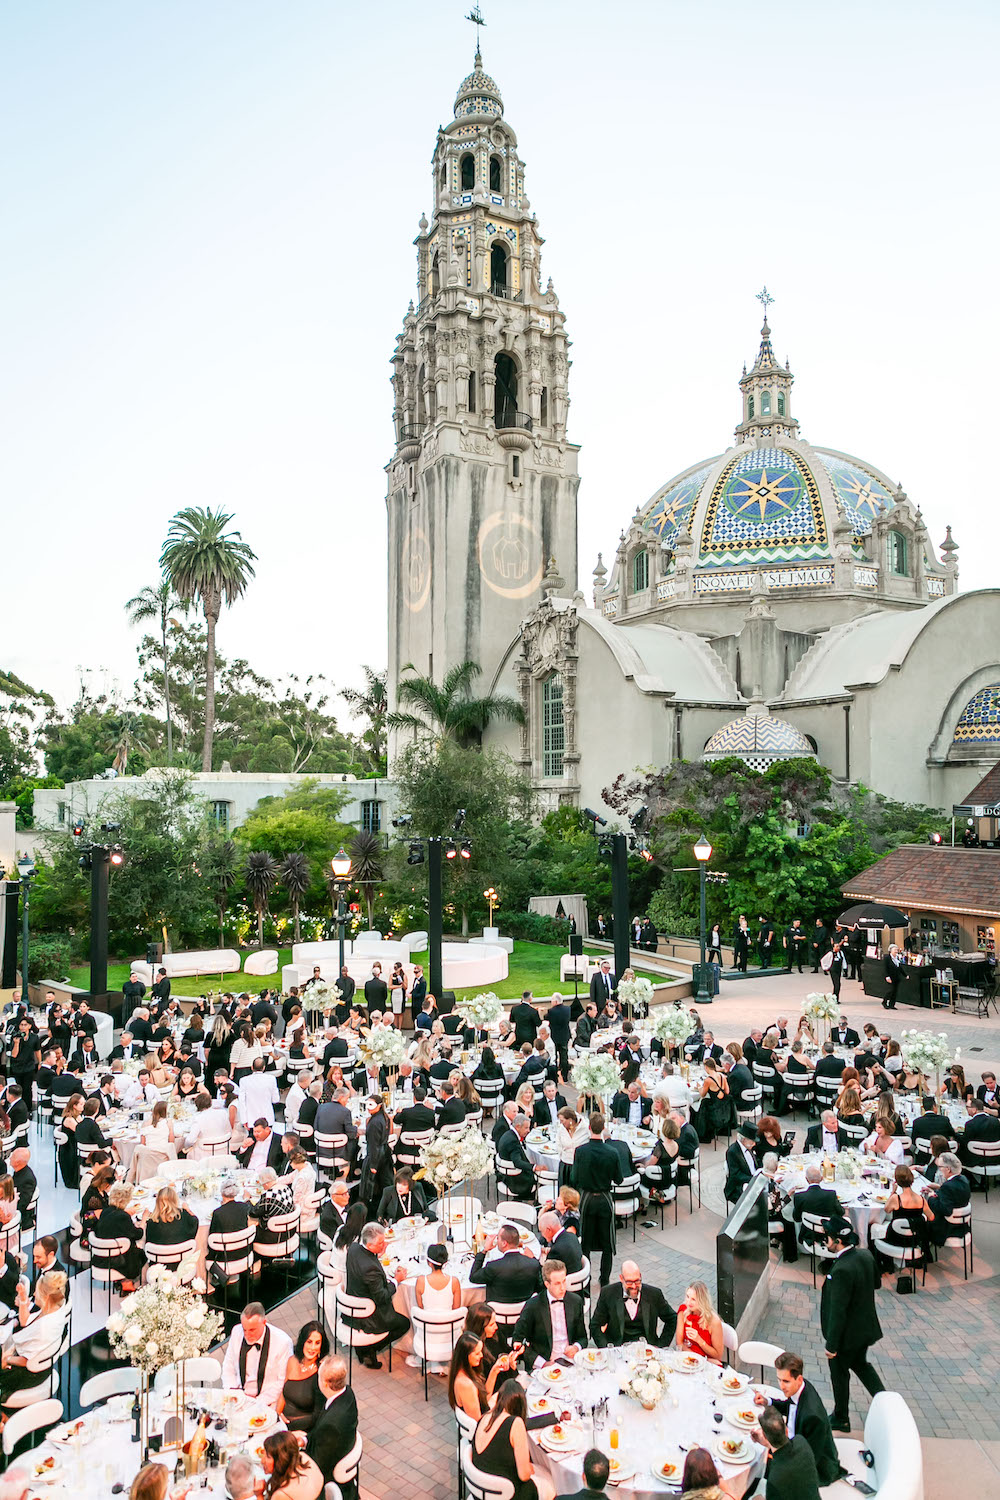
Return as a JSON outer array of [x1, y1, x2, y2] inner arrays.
[[610, 833, 631, 980], [16, 855, 35, 1000], [90, 847, 111, 998], [428, 836, 443, 1000], [330, 847, 353, 976], [693, 833, 713, 1006]]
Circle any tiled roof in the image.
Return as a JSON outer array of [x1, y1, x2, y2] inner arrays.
[[959, 759, 1000, 806], [842, 845, 1000, 919]]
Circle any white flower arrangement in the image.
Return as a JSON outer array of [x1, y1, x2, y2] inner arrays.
[[359, 1026, 407, 1069], [802, 992, 840, 1024], [833, 1148, 866, 1183], [652, 1004, 695, 1046], [107, 1265, 222, 1373], [617, 976, 655, 1017], [901, 1029, 958, 1076], [306, 979, 330, 1006], [456, 991, 505, 1029], [570, 1053, 622, 1098], [420, 1125, 495, 1190], [624, 1354, 670, 1410]]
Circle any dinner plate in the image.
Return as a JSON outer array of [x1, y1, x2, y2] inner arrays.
[[538, 1422, 585, 1453], [606, 1457, 635, 1484], [29, 1455, 63, 1484], [715, 1369, 748, 1396], [726, 1406, 759, 1431], [49, 1418, 92, 1445], [574, 1347, 606, 1370], [667, 1350, 703, 1373], [539, 1363, 570, 1385], [714, 1435, 752, 1464], [528, 1394, 555, 1415], [650, 1456, 682, 1485]]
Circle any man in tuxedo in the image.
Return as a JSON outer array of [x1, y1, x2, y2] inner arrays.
[[908, 1096, 943, 1147], [724, 1123, 759, 1205], [572, 1114, 624, 1286], [407, 965, 427, 1027], [557, 1450, 610, 1500], [820, 1218, 884, 1430], [209, 1180, 252, 1238], [924, 1153, 971, 1243], [575, 1003, 600, 1050], [69, 1036, 99, 1073], [813, 1042, 845, 1082], [319, 1180, 352, 1243], [510, 992, 542, 1048], [977, 1071, 1000, 1114], [497, 1115, 538, 1201], [533, 1080, 568, 1129], [688, 1030, 723, 1065], [772, 1352, 846, 1486], [589, 961, 616, 1011], [315, 1089, 359, 1145], [221, 1302, 293, 1407], [809, 920, 829, 974], [238, 1059, 280, 1128], [756, 918, 775, 969], [5, 1086, 28, 1133], [610, 1083, 652, 1127], [832, 1017, 860, 1049], [150, 967, 171, 1005], [514, 1259, 587, 1367], [826, 941, 848, 999], [394, 1085, 436, 1141], [757, 1406, 821, 1500], [30, 1236, 66, 1294], [511, 1042, 550, 1094], [741, 1029, 763, 1064], [322, 1027, 350, 1066], [790, 1164, 842, 1241], [345, 1224, 410, 1368], [332, 967, 355, 1019], [804, 1111, 852, 1154], [307, 1356, 359, 1499], [537, 1209, 583, 1273], [547, 996, 572, 1081], [590, 1261, 676, 1347], [722, 1053, 755, 1112], [882, 943, 904, 1008], [470, 1223, 541, 1301], [236, 1120, 285, 1173], [434, 1081, 466, 1129], [492, 1100, 518, 1147], [109, 1031, 141, 1064], [10, 1149, 36, 1227], [960, 1097, 1000, 1166]]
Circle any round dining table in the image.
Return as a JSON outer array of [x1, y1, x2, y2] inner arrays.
[[130, 1157, 269, 1279], [525, 1122, 657, 1175], [524, 1345, 769, 1499], [775, 1151, 930, 1240]]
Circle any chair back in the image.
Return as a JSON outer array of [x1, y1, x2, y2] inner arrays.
[[80, 1367, 140, 1407], [332, 1432, 363, 1486], [862, 1390, 924, 1500], [411, 1304, 467, 1362], [800, 1212, 836, 1253], [488, 1300, 525, 1331], [255, 1208, 300, 1256], [145, 1237, 199, 1269], [0, 1213, 22, 1257], [463, 1448, 515, 1500], [501, 1201, 536, 1228], [206, 1225, 257, 1273], [1, 1397, 63, 1457], [839, 1121, 869, 1143], [89, 1235, 133, 1276]]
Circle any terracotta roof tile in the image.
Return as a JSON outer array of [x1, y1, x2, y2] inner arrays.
[[842, 844, 1000, 919], [960, 759, 1000, 807]]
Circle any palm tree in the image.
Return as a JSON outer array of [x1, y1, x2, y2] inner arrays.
[[159, 507, 257, 771], [204, 836, 239, 946], [341, 666, 388, 772], [244, 850, 279, 947], [125, 581, 186, 763], [280, 851, 311, 944], [387, 660, 524, 748], [349, 831, 384, 930], [105, 710, 151, 776]]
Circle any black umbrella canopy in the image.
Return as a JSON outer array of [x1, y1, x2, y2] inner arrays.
[[838, 901, 910, 929]]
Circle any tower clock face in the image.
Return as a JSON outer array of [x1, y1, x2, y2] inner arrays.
[[400, 527, 431, 612], [477, 511, 543, 599]]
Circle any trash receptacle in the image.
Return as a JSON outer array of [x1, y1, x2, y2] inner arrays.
[[691, 963, 718, 999]]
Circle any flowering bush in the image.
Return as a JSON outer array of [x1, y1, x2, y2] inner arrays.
[[570, 1054, 622, 1098], [624, 1353, 670, 1409], [617, 977, 655, 1017], [901, 1029, 958, 1076], [107, 1266, 222, 1373], [420, 1126, 494, 1190], [456, 991, 505, 1029], [802, 993, 840, 1024], [359, 1026, 407, 1069], [652, 1004, 695, 1046]]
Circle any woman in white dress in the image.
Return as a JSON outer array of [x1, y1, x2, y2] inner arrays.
[[287, 1150, 318, 1228], [127, 1100, 177, 1183], [412, 1243, 462, 1373], [554, 1107, 588, 1188], [389, 963, 407, 1028]]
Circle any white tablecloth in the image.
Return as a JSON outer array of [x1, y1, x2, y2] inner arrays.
[[775, 1152, 929, 1240], [525, 1123, 656, 1175]]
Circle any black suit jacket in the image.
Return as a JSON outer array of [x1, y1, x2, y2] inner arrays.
[[588, 971, 616, 1007], [575, 1015, 597, 1048], [547, 1004, 572, 1046], [774, 1379, 843, 1487], [513, 1289, 587, 1365], [395, 1103, 436, 1137], [209, 1199, 251, 1237], [820, 1246, 882, 1354], [909, 1111, 944, 1142], [926, 1171, 971, 1242], [547, 1229, 583, 1273], [236, 1133, 284, 1172], [572, 1138, 624, 1194], [435, 1097, 466, 1129], [509, 1002, 542, 1047], [497, 1129, 536, 1197], [832, 1027, 860, 1049], [804, 1124, 851, 1153], [307, 1387, 359, 1499], [766, 1435, 821, 1500], [610, 1092, 652, 1125], [0, 1251, 20, 1310], [724, 1141, 757, 1203], [590, 1282, 676, 1347], [814, 1055, 846, 1079], [727, 1063, 755, 1107], [469, 1249, 541, 1302], [962, 1112, 1000, 1147], [345, 1242, 398, 1333], [791, 1183, 842, 1225], [314, 1101, 358, 1141], [532, 1094, 567, 1129], [12, 1166, 36, 1222]]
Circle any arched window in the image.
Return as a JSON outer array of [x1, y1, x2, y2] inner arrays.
[[416, 365, 426, 426], [467, 371, 477, 413], [495, 352, 518, 427], [429, 254, 440, 296], [490, 242, 509, 297], [540, 386, 549, 426], [439, 163, 447, 192], [777, 392, 785, 417], [632, 550, 649, 592], [761, 390, 772, 416], [542, 674, 565, 777], [460, 153, 475, 190], [890, 530, 909, 576], [489, 156, 502, 192], [747, 395, 755, 419]]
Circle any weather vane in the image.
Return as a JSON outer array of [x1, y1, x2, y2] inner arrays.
[[756, 285, 774, 324], [465, 5, 487, 52]]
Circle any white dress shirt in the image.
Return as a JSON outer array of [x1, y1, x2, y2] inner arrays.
[[627, 1098, 643, 1127], [821, 1129, 841, 1152], [238, 1071, 280, 1126], [653, 1075, 693, 1110], [221, 1322, 293, 1407], [547, 1293, 569, 1363], [284, 1083, 306, 1128]]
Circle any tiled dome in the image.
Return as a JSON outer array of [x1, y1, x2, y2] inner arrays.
[[703, 704, 815, 771], [454, 52, 503, 118]]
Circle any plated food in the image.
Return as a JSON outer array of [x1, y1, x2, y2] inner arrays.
[[717, 1370, 748, 1394], [727, 1407, 758, 1430], [653, 1458, 679, 1481], [50, 1419, 89, 1445], [574, 1347, 605, 1368], [715, 1435, 751, 1463], [606, 1457, 634, 1484], [540, 1364, 565, 1384]]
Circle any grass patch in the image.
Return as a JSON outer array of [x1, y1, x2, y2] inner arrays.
[[67, 941, 665, 1001]]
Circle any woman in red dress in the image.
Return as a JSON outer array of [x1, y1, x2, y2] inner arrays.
[[675, 1280, 725, 1363]]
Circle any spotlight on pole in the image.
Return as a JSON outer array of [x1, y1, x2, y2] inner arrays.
[[584, 807, 608, 828], [109, 845, 126, 867], [406, 841, 425, 866], [444, 839, 457, 860], [459, 840, 472, 860]]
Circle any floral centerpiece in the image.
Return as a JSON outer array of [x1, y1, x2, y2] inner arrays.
[[652, 1003, 695, 1048], [617, 976, 655, 1019], [901, 1028, 958, 1092], [802, 991, 839, 1044], [624, 1353, 670, 1410], [419, 1125, 494, 1228], [358, 1025, 407, 1071], [455, 991, 505, 1030], [303, 979, 330, 1010], [108, 1265, 222, 1373], [570, 1053, 622, 1110]]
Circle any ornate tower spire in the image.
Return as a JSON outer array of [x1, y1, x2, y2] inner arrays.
[[734, 288, 800, 445]]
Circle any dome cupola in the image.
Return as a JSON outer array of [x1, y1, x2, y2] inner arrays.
[[703, 700, 815, 771], [454, 49, 504, 119]]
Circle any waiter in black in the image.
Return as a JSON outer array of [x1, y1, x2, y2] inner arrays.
[[571, 1113, 624, 1288]]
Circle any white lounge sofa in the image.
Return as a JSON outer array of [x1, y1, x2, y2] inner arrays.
[[127, 950, 242, 984], [244, 950, 278, 976]]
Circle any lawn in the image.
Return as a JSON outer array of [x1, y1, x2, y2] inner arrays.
[[67, 941, 664, 1001]]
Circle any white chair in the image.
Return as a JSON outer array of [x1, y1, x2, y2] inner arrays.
[[935, 1202, 973, 1279], [0, 1213, 22, 1258], [783, 1071, 815, 1115], [206, 1224, 257, 1299], [439, 1122, 467, 1139], [300, 1187, 325, 1235], [721, 1320, 738, 1366], [751, 1062, 777, 1104], [839, 1121, 869, 1145], [464, 1107, 484, 1131], [735, 1084, 763, 1124], [1, 1397, 63, 1457], [88, 1234, 132, 1312], [80, 1367, 140, 1407], [411, 1304, 467, 1399], [475, 1077, 505, 1117], [332, 1432, 363, 1493], [814, 1077, 841, 1111], [463, 1448, 515, 1500], [565, 1257, 592, 1317], [244, 949, 279, 976], [455, 1406, 478, 1499], [254, 1208, 301, 1284], [737, 1338, 784, 1379], [869, 1217, 926, 1290], [964, 1140, 1000, 1199], [144, 1237, 199, 1274], [821, 1390, 923, 1500], [677, 1148, 701, 1212], [500, 1201, 536, 1229], [396, 1128, 434, 1169], [614, 1173, 642, 1240], [495, 1157, 532, 1205], [333, 1289, 392, 1376], [488, 1300, 526, 1346], [316, 1249, 342, 1334], [196, 1132, 234, 1158], [800, 1211, 839, 1287], [641, 1164, 678, 1229], [153, 1357, 223, 1394]]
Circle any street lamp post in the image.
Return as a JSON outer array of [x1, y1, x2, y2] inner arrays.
[[330, 847, 353, 976], [16, 855, 35, 1000], [693, 834, 713, 1006]]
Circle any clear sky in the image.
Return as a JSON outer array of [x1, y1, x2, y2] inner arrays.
[[3, 0, 997, 724]]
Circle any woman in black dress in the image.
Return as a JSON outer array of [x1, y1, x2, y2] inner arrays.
[[359, 1097, 393, 1210], [80, 1162, 116, 1244], [471, 1380, 552, 1500], [755, 1115, 792, 1163], [8, 1018, 40, 1110], [205, 1015, 234, 1090], [277, 1320, 328, 1432], [472, 1046, 503, 1086], [693, 1059, 731, 1143], [173, 1065, 200, 1101], [96, 1183, 145, 1288], [143, 1185, 199, 1253], [870, 1164, 934, 1275], [58, 1093, 84, 1188]]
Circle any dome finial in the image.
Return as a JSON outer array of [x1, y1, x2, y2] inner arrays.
[[466, 5, 487, 61]]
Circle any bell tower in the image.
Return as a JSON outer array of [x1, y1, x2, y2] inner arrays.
[[734, 287, 799, 445], [386, 47, 580, 739]]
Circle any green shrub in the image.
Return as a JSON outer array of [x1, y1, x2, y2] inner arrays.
[[502, 911, 571, 945], [26, 934, 75, 983], [647, 889, 700, 939]]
